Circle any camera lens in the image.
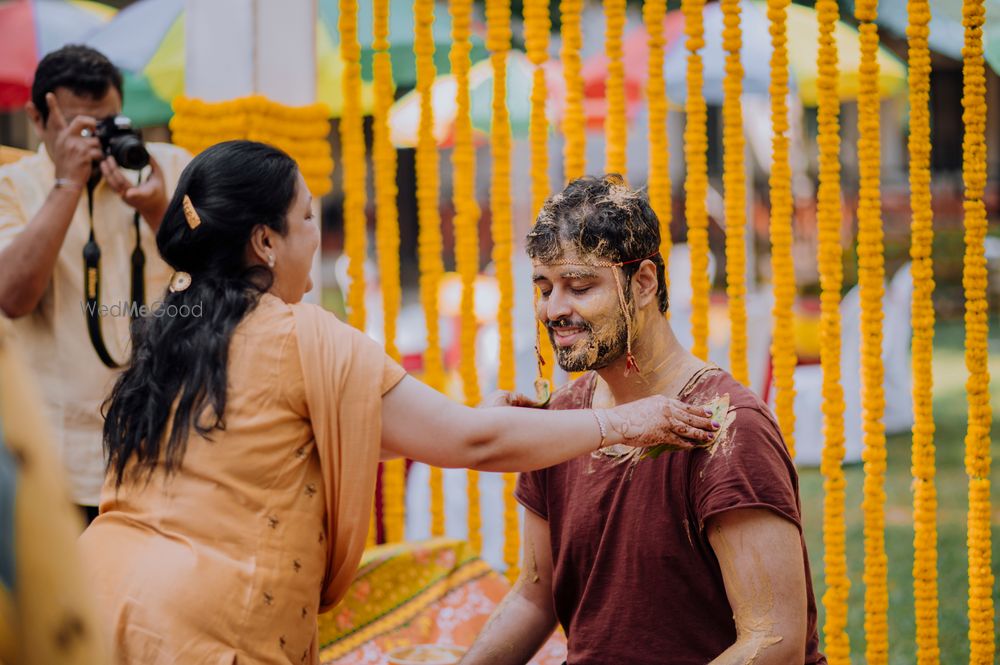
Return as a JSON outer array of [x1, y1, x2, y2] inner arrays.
[[110, 135, 150, 170]]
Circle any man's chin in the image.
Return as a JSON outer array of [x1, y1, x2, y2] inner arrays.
[[554, 348, 597, 373], [555, 348, 626, 373]]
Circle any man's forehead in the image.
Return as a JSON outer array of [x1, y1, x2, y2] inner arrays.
[[52, 86, 121, 118], [531, 259, 603, 280]]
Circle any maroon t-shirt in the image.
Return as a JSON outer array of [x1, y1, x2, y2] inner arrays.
[[516, 368, 825, 665]]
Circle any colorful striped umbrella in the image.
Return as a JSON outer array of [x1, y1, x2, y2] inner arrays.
[[659, 0, 906, 106], [87, 0, 373, 127], [780, 1, 907, 106], [0, 0, 115, 110], [580, 11, 685, 113], [874, 0, 1000, 75], [317, 0, 489, 88]]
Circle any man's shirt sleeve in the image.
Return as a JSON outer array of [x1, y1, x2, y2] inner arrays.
[[691, 405, 802, 533], [515, 468, 549, 520], [0, 172, 28, 253]]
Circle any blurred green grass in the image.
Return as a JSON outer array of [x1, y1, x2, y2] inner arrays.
[[799, 318, 1000, 663]]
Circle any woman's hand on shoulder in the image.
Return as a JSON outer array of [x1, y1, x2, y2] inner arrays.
[[603, 395, 719, 451]]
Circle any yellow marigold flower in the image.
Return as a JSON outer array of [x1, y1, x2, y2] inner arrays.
[[815, 0, 851, 660], [766, 0, 797, 458], [644, 0, 671, 299], [906, 0, 940, 660], [413, 0, 447, 536], [721, 0, 747, 385], [682, 0, 710, 361], [961, 1, 995, 661]]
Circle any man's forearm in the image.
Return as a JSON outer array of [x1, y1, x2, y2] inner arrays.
[[0, 188, 78, 318], [460, 581, 557, 665], [708, 633, 798, 665]]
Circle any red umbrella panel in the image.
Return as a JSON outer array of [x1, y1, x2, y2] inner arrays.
[[576, 10, 685, 129], [0, 0, 114, 110]]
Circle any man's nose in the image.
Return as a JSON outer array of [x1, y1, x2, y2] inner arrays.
[[542, 287, 573, 322]]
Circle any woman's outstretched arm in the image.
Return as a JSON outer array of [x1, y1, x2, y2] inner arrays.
[[380, 375, 716, 472]]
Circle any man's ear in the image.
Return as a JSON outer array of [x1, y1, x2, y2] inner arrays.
[[25, 101, 45, 137], [632, 259, 659, 309], [248, 224, 275, 265]]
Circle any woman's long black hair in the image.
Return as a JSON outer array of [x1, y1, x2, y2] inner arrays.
[[104, 140, 299, 488]]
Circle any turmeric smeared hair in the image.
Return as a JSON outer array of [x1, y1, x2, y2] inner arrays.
[[526, 174, 668, 314]]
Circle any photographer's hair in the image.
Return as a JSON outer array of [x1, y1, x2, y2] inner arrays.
[[103, 141, 299, 488], [526, 174, 669, 313], [31, 45, 123, 125]]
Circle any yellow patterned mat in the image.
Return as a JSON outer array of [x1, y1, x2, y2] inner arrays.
[[319, 539, 566, 664]]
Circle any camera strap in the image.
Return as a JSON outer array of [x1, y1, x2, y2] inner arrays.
[[82, 173, 146, 369]]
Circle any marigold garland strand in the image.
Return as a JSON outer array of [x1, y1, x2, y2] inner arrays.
[[339, 0, 367, 333], [644, 0, 671, 296], [765, 0, 796, 458], [372, 0, 405, 544], [170, 96, 332, 197], [414, 0, 447, 536], [604, 0, 627, 177], [961, 0, 994, 661], [906, 0, 940, 660], [525, 0, 555, 382], [449, 0, 484, 554], [341, 0, 379, 543], [815, 0, 850, 660], [855, 0, 889, 660], [372, 0, 398, 364], [486, 0, 521, 582], [721, 0, 748, 385], [682, 0, 710, 360], [525, 0, 550, 217], [367, 500, 377, 548], [560, 0, 586, 182]]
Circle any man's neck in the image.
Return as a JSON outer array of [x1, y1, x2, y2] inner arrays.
[[594, 313, 704, 406]]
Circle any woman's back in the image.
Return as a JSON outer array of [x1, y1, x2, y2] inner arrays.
[[79, 295, 400, 664]]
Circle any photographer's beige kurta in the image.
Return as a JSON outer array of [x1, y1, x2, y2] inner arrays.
[[0, 143, 190, 504]]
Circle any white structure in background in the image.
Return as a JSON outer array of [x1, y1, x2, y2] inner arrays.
[[185, 0, 322, 303], [787, 264, 914, 466]]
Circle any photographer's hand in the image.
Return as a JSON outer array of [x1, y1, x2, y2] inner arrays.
[[100, 154, 168, 230], [0, 95, 101, 318], [47, 93, 102, 188]]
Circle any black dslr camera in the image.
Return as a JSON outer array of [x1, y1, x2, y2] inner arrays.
[[94, 115, 149, 170]]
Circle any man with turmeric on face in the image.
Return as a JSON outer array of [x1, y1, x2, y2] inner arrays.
[[462, 176, 825, 665]]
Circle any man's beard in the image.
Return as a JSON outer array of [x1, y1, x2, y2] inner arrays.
[[547, 314, 628, 372]]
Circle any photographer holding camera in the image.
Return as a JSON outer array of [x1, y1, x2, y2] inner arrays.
[[0, 46, 191, 521]]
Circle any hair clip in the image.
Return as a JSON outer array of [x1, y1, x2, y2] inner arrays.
[[168, 271, 192, 293], [182, 195, 201, 230]]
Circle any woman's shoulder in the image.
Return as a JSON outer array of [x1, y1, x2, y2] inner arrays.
[[284, 299, 376, 349], [234, 295, 317, 410], [251, 296, 385, 373], [285, 298, 342, 326], [239, 295, 353, 353], [239, 293, 298, 338]]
